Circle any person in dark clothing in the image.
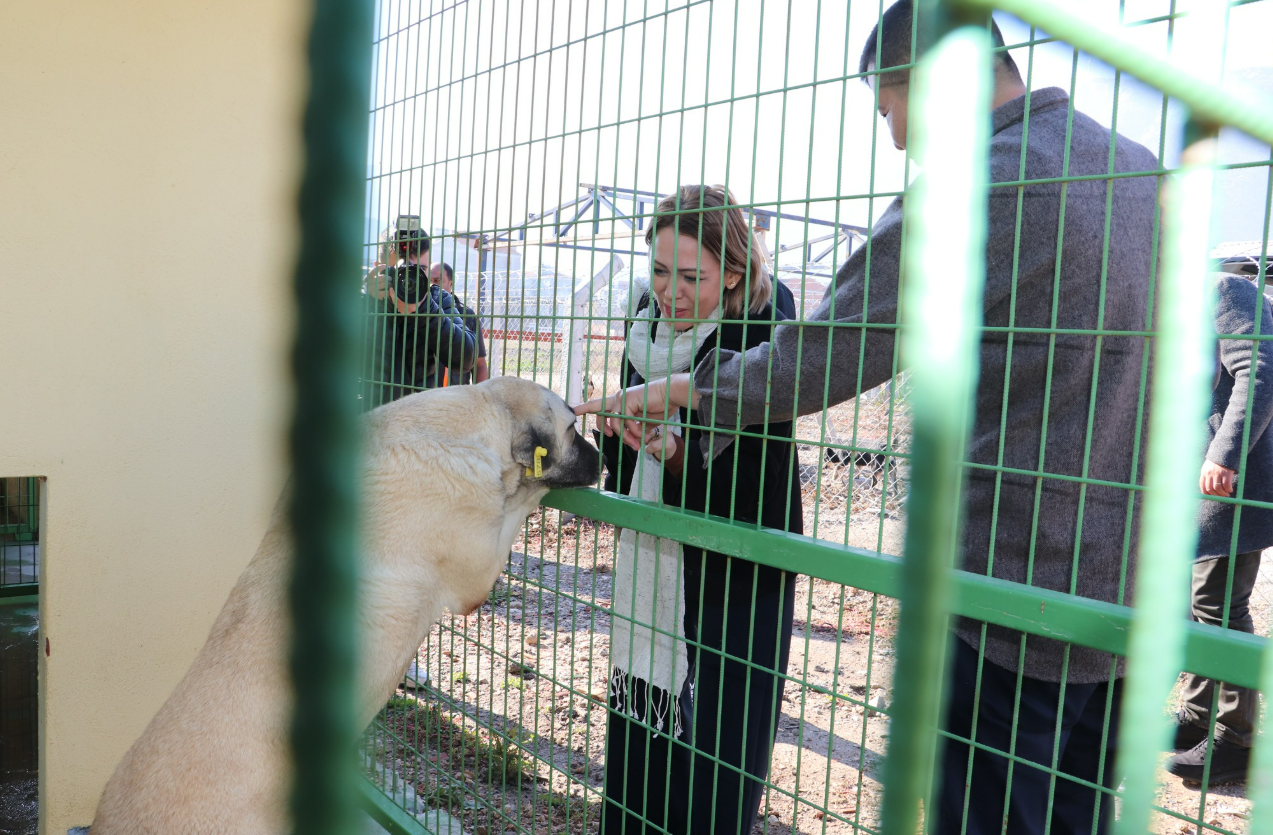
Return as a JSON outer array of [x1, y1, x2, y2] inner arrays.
[[362, 226, 400, 408], [378, 217, 476, 400], [579, 4, 1161, 833], [593, 185, 802, 835], [1168, 274, 1273, 785], [431, 261, 489, 384]]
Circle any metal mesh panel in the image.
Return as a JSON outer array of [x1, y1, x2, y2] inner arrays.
[[350, 1, 1273, 834]]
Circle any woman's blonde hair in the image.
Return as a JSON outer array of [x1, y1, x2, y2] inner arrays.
[[644, 185, 771, 318]]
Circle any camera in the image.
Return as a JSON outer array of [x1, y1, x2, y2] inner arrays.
[[393, 214, 431, 261], [394, 263, 430, 306]]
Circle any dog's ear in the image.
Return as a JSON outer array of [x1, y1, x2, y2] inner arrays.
[[511, 423, 553, 474]]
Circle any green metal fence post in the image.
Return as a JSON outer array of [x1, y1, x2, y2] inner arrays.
[[289, 1, 373, 834], [1252, 611, 1273, 830], [877, 17, 992, 835], [1112, 118, 1218, 835], [1112, 0, 1225, 829]]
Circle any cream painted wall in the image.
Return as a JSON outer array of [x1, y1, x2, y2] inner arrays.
[[0, 2, 304, 832]]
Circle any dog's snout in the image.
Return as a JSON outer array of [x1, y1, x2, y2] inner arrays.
[[549, 429, 601, 488]]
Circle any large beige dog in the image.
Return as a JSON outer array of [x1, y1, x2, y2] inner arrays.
[[90, 377, 601, 834]]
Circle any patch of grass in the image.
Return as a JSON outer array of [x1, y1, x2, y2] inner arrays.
[[484, 735, 537, 786], [453, 671, 472, 684], [426, 784, 470, 809], [504, 677, 525, 690], [487, 580, 515, 607], [370, 698, 538, 790], [384, 696, 439, 732]]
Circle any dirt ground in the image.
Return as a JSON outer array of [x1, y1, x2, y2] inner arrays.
[[1148, 557, 1273, 834], [375, 509, 1273, 835]]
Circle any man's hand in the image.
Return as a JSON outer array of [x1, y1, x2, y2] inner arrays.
[[365, 264, 390, 299], [1200, 460, 1238, 497], [574, 379, 674, 450], [574, 374, 702, 451]]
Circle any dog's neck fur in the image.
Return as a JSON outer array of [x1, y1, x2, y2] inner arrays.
[[91, 381, 583, 835]]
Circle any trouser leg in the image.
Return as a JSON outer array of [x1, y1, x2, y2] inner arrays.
[[1181, 551, 1261, 746], [1050, 676, 1122, 835], [601, 675, 692, 835], [681, 582, 794, 835], [936, 637, 1114, 835], [937, 638, 1051, 835]]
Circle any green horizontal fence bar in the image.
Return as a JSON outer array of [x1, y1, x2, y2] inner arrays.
[[957, 0, 1273, 144], [358, 776, 432, 835], [544, 489, 1267, 691]]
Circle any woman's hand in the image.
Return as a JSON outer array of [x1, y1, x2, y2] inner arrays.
[[574, 375, 697, 449], [1200, 460, 1237, 497], [641, 425, 685, 476]]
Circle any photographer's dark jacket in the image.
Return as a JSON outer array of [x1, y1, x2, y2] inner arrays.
[[1198, 275, 1273, 560], [449, 300, 487, 385], [385, 267, 476, 393]]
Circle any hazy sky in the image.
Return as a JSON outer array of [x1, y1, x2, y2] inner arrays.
[[365, 0, 1273, 283]]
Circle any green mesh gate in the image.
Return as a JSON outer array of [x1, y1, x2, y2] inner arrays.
[[286, 0, 1273, 834]]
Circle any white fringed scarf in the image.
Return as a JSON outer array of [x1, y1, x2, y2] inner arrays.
[[609, 299, 719, 736]]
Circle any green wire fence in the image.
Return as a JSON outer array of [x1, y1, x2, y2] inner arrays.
[[290, 0, 1273, 833]]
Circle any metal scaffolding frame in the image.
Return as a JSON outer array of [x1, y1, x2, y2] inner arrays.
[[465, 182, 870, 270]]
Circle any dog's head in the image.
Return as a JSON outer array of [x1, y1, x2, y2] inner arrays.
[[483, 377, 602, 490]]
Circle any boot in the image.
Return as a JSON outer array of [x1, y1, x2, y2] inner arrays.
[[1167, 735, 1251, 786], [1171, 711, 1209, 751]]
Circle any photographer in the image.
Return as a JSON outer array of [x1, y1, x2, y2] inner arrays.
[[361, 226, 398, 407], [383, 216, 476, 399]]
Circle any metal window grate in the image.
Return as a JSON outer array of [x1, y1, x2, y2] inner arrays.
[[0, 478, 39, 591]]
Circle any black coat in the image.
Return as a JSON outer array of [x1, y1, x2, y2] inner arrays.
[[600, 288, 805, 835], [601, 291, 805, 583], [371, 269, 476, 399]]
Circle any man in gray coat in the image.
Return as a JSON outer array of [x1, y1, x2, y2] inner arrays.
[[1168, 274, 1273, 785], [579, 2, 1159, 832]]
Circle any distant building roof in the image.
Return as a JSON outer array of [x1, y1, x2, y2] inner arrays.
[[1211, 240, 1273, 259]]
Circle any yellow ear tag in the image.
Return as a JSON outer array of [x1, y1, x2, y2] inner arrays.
[[526, 446, 547, 478]]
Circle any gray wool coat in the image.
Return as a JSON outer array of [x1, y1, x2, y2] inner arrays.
[[694, 87, 1161, 683], [1198, 274, 1273, 561]]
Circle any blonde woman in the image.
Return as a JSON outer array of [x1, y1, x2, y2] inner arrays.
[[586, 185, 802, 835]]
